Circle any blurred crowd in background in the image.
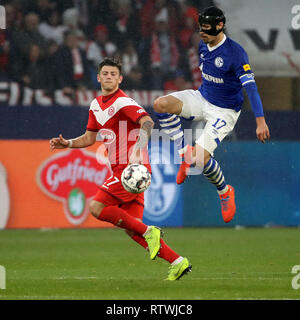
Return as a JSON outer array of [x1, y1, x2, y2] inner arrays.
[[0, 0, 217, 95]]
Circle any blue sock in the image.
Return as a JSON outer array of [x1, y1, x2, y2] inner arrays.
[[203, 158, 228, 194], [155, 112, 187, 156]]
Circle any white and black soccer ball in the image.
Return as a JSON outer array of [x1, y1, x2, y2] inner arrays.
[[121, 164, 151, 194]]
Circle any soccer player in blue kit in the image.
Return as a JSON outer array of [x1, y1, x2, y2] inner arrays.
[[153, 6, 270, 223]]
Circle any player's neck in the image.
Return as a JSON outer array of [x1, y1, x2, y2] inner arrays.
[[102, 87, 120, 97], [208, 32, 225, 48]]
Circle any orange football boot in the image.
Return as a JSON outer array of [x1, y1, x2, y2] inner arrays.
[[176, 145, 194, 184], [219, 185, 236, 223]]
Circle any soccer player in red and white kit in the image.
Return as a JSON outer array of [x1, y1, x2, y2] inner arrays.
[[50, 58, 191, 280]]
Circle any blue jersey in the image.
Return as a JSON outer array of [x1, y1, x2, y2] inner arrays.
[[198, 35, 254, 112]]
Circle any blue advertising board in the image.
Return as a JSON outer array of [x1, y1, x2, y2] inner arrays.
[[183, 141, 300, 227]]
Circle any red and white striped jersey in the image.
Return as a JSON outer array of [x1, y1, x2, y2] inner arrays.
[[86, 89, 151, 172]]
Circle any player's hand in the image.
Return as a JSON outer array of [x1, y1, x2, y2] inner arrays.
[[49, 134, 69, 150], [256, 118, 270, 143]]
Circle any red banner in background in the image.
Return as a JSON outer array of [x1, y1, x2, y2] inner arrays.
[[0, 140, 113, 229]]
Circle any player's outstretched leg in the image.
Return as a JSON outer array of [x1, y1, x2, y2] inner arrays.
[[154, 112, 196, 184], [129, 233, 192, 280], [90, 202, 162, 260], [153, 96, 189, 157], [123, 199, 191, 279], [154, 96, 197, 185]]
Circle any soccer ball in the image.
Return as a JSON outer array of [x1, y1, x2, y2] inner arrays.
[[121, 164, 151, 194]]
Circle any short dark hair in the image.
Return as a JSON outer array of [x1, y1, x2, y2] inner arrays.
[[98, 57, 122, 75]]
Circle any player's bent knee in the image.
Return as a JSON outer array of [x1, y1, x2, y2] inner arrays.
[[89, 200, 105, 219], [153, 97, 169, 113], [204, 153, 211, 165]]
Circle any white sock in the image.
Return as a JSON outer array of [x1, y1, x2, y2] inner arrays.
[[171, 256, 184, 266], [143, 226, 151, 237], [217, 185, 229, 195]]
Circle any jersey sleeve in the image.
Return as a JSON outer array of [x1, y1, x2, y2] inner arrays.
[[122, 105, 149, 123], [86, 110, 99, 131], [231, 43, 255, 85], [86, 99, 101, 131], [231, 43, 264, 117], [117, 96, 149, 123]]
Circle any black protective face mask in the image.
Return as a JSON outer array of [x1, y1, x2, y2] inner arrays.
[[198, 13, 225, 36]]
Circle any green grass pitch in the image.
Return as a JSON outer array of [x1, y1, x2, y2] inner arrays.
[[0, 227, 299, 300]]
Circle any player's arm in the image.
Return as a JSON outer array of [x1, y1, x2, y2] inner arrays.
[[240, 74, 270, 143], [136, 115, 154, 148], [50, 101, 100, 151], [49, 130, 98, 150], [234, 47, 270, 143], [129, 115, 154, 164]]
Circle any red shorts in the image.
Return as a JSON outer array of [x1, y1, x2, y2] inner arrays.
[[93, 168, 144, 219]]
